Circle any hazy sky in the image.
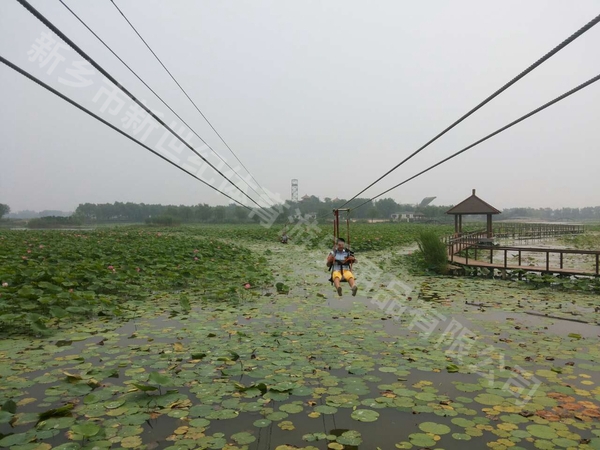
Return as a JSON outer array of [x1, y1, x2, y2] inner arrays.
[[1, 0, 599, 212]]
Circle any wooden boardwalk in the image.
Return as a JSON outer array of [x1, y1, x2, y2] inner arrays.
[[444, 227, 599, 277], [493, 222, 584, 241], [450, 253, 598, 277]]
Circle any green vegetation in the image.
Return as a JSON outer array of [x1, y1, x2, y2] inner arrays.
[[415, 229, 449, 274], [298, 222, 454, 251], [0, 228, 271, 335], [27, 216, 84, 229], [560, 231, 600, 249], [0, 203, 9, 220], [69, 201, 600, 225], [73, 199, 448, 224], [156, 222, 455, 252], [145, 215, 181, 226], [0, 224, 599, 449]]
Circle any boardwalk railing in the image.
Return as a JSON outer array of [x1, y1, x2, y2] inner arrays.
[[493, 223, 584, 240], [442, 225, 598, 276], [456, 244, 600, 277], [443, 230, 489, 260]]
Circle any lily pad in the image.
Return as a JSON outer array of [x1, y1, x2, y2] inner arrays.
[[526, 425, 558, 439], [474, 393, 505, 406], [265, 411, 288, 421], [253, 419, 272, 428], [279, 404, 303, 414], [70, 423, 101, 438], [408, 433, 436, 447], [206, 409, 239, 420], [419, 421, 451, 435], [314, 405, 338, 415], [452, 433, 472, 440], [350, 409, 379, 422], [0, 410, 14, 424], [336, 430, 362, 446], [231, 432, 256, 445]]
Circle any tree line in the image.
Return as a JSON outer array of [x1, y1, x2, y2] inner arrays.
[[2, 200, 599, 224], [73, 200, 600, 223], [71, 199, 438, 224]]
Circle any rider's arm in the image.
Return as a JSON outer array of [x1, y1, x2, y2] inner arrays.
[[344, 255, 356, 264], [326, 252, 334, 267]]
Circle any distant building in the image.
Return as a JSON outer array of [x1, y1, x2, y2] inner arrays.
[[300, 195, 311, 202], [391, 211, 425, 222]]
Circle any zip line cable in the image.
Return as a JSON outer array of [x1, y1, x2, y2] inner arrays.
[[16, 0, 267, 212], [339, 12, 600, 208], [109, 0, 275, 205], [0, 55, 251, 209], [57, 0, 274, 208], [348, 72, 600, 213]]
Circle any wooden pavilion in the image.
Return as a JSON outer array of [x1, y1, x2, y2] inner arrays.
[[446, 189, 501, 238]]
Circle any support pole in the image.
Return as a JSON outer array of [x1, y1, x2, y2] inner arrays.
[[333, 209, 339, 248], [346, 214, 350, 249]]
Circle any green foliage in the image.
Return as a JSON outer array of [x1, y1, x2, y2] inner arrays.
[[298, 223, 454, 251], [560, 232, 600, 250], [165, 222, 455, 252], [27, 216, 83, 228], [521, 272, 600, 293], [145, 215, 181, 226], [76, 202, 250, 224], [0, 203, 9, 219], [1, 223, 600, 449], [416, 229, 448, 274], [0, 228, 272, 335], [275, 282, 290, 294]]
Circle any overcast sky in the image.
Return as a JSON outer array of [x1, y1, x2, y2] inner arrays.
[[1, 0, 599, 212]]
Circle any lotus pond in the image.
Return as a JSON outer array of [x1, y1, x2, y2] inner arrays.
[[1, 225, 600, 450]]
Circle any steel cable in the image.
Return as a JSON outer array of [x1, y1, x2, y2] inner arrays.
[[0, 55, 252, 209]]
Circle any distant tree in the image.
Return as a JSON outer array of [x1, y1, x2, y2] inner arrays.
[[75, 203, 96, 221], [213, 206, 226, 222], [419, 205, 449, 218], [375, 198, 398, 219], [234, 206, 247, 222], [0, 204, 10, 219], [195, 203, 213, 222], [367, 206, 379, 222], [317, 207, 330, 219], [39, 210, 70, 217], [64, 199, 600, 225]]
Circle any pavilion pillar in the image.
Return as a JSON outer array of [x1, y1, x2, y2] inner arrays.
[[454, 214, 459, 235], [487, 214, 492, 239], [459, 214, 463, 235]]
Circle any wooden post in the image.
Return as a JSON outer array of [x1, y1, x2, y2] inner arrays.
[[504, 249, 507, 268], [490, 247, 494, 264], [546, 252, 549, 272], [518, 250, 521, 266], [560, 252, 563, 269], [596, 254, 599, 276]]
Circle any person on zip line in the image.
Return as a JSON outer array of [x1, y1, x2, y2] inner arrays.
[[327, 237, 358, 297]]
